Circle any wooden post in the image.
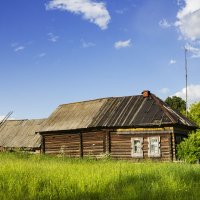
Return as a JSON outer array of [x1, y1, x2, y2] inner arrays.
[[79, 133, 83, 158], [169, 133, 173, 162], [170, 132, 176, 162], [41, 135, 45, 154], [105, 131, 111, 154]]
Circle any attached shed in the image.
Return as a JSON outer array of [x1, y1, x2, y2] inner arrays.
[[0, 119, 46, 152], [39, 91, 196, 161]]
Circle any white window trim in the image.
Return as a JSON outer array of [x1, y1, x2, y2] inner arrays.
[[131, 137, 143, 158], [148, 136, 161, 157]]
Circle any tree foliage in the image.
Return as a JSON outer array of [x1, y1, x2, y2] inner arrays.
[[189, 101, 200, 127], [177, 130, 200, 163], [177, 101, 200, 163], [165, 96, 186, 113]]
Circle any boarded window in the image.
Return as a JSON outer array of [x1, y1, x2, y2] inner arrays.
[[148, 137, 160, 157], [131, 138, 143, 158]]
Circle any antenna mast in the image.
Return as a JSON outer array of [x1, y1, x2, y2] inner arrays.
[[185, 47, 188, 117]]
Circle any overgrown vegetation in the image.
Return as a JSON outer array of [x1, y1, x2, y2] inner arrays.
[[0, 152, 200, 200], [177, 130, 200, 163], [188, 101, 200, 127], [165, 96, 200, 163], [176, 101, 200, 163]]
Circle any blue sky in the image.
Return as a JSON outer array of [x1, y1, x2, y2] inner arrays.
[[0, 0, 200, 120]]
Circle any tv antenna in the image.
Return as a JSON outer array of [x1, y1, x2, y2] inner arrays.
[[184, 47, 188, 117]]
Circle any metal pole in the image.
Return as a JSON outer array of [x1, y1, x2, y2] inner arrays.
[[185, 47, 188, 117]]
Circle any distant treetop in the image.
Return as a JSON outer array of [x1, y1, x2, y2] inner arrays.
[[165, 96, 186, 113]]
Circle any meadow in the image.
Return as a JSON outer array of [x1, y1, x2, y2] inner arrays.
[[0, 153, 200, 200]]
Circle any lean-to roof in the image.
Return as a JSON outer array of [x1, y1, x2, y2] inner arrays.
[[0, 119, 46, 148]]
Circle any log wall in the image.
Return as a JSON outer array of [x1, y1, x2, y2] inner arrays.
[[42, 129, 175, 161], [44, 133, 80, 157], [82, 131, 105, 157], [110, 132, 172, 161]]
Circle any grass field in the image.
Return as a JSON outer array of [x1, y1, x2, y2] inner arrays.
[[0, 153, 200, 200]]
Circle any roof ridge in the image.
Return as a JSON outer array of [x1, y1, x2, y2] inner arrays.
[[150, 94, 178, 124], [59, 95, 141, 107]]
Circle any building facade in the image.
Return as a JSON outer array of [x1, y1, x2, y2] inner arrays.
[[39, 91, 196, 161]]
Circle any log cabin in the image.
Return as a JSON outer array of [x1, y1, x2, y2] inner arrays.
[[39, 91, 196, 161]]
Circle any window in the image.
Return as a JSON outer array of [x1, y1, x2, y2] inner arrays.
[[148, 137, 161, 157], [131, 138, 143, 158]]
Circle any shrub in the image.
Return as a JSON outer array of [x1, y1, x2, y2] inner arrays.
[[177, 130, 200, 163]]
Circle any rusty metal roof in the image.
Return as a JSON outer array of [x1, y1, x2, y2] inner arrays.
[[0, 119, 46, 148], [90, 94, 196, 128], [40, 94, 196, 132]]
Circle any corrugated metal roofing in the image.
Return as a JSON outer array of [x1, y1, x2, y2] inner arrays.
[[40, 94, 196, 132], [0, 119, 46, 148]]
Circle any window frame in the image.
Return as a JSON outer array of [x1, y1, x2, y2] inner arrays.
[[131, 137, 143, 158], [148, 136, 161, 157]]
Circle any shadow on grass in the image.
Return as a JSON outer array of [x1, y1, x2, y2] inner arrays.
[[71, 171, 200, 200]]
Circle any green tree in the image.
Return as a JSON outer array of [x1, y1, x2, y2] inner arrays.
[[177, 130, 200, 163], [177, 101, 200, 163], [165, 96, 186, 113], [189, 101, 200, 127]]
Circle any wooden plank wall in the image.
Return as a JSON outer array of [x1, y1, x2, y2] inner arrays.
[[43, 131, 172, 161]]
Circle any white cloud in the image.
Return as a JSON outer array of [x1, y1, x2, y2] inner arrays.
[[174, 84, 200, 105], [48, 32, 59, 42], [115, 8, 127, 15], [0, 116, 14, 121], [175, 0, 200, 41], [169, 59, 177, 64], [114, 39, 132, 49], [46, 0, 111, 30], [176, 0, 184, 6], [11, 42, 25, 52], [159, 19, 172, 28], [160, 88, 170, 94], [81, 39, 95, 48], [14, 46, 25, 52], [0, 116, 5, 121], [185, 43, 200, 58], [38, 53, 47, 58]]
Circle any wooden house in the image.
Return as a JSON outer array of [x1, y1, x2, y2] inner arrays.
[[39, 91, 196, 161], [0, 119, 46, 152]]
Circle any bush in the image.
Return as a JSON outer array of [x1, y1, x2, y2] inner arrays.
[[177, 130, 200, 163]]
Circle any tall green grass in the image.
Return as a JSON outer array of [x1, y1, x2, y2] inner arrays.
[[0, 152, 200, 200]]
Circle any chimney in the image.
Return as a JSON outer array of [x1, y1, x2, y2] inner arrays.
[[142, 90, 151, 98]]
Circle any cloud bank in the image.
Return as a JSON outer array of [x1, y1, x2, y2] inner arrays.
[[174, 84, 200, 105], [46, 0, 111, 30], [175, 0, 200, 41]]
